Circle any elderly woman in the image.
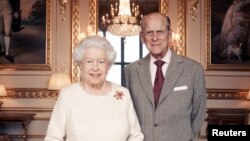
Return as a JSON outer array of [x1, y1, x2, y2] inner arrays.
[[45, 35, 144, 141]]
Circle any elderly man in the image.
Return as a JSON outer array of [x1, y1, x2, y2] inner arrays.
[[124, 12, 207, 141]]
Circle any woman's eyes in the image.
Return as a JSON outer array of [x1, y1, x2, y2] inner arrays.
[[86, 60, 93, 63], [99, 60, 105, 64], [85, 59, 105, 64]]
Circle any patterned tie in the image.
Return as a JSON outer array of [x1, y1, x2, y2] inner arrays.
[[153, 60, 165, 108]]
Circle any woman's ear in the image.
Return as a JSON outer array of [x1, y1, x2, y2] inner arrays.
[[79, 62, 85, 81], [107, 63, 112, 70], [79, 62, 83, 73]]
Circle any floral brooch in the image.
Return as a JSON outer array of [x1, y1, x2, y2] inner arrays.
[[114, 91, 124, 100]]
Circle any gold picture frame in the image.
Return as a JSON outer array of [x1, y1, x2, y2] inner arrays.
[[0, 0, 52, 71], [205, 0, 250, 71], [71, 0, 186, 82]]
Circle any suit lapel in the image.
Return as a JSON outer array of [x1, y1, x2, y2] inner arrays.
[[158, 51, 184, 106], [137, 55, 155, 106]]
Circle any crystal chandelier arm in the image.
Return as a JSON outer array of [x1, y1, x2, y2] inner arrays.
[[101, 0, 141, 36]]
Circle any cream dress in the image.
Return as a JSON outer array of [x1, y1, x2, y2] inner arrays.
[[44, 82, 144, 141]]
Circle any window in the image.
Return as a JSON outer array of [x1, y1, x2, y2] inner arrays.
[[104, 32, 148, 85]]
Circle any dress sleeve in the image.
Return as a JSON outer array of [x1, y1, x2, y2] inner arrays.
[[126, 90, 144, 141], [44, 90, 68, 141]]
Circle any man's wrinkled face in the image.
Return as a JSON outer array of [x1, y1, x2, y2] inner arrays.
[[141, 14, 171, 59]]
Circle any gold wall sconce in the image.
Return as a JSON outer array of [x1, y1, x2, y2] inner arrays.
[[171, 32, 181, 54], [58, 0, 68, 21]]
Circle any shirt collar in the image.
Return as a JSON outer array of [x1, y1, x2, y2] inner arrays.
[[150, 48, 171, 64]]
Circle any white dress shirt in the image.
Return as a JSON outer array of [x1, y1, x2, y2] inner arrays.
[[150, 49, 171, 85]]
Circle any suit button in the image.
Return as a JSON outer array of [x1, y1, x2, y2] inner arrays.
[[154, 124, 158, 127]]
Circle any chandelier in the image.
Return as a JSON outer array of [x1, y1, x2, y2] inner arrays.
[[101, 0, 141, 37]]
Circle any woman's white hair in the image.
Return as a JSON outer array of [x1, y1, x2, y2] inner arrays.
[[73, 35, 117, 66]]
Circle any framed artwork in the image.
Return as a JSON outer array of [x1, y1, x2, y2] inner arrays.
[[71, 0, 186, 82], [206, 0, 250, 71], [0, 0, 51, 71]]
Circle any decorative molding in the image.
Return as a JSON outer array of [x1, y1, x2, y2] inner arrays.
[[1, 88, 58, 98], [2, 88, 248, 100], [161, 0, 169, 15], [0, 108, 52, 121], [207, 108, 249, 116], [71, 0, 80, 82], [58, 0, 68, 21], [88, 0, 97, 34], [207, 89, 249, 100], [0, 107, 52, 112], [47, 0, 52, 70], [189, 0, 199, 21], [177, 0, 186, 56], [8, 135, 45, 141]]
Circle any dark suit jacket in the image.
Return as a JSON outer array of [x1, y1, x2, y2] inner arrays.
[[124, 50, 207, 141]]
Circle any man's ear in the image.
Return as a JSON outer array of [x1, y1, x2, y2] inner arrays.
[[140, 32, 145, 44], [168, 29, 173, 47], [169, 29, 172, 40], [168, 29, 173, 45]]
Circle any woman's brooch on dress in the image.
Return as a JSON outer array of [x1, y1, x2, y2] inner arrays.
[[114, 91, 124, 100]]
